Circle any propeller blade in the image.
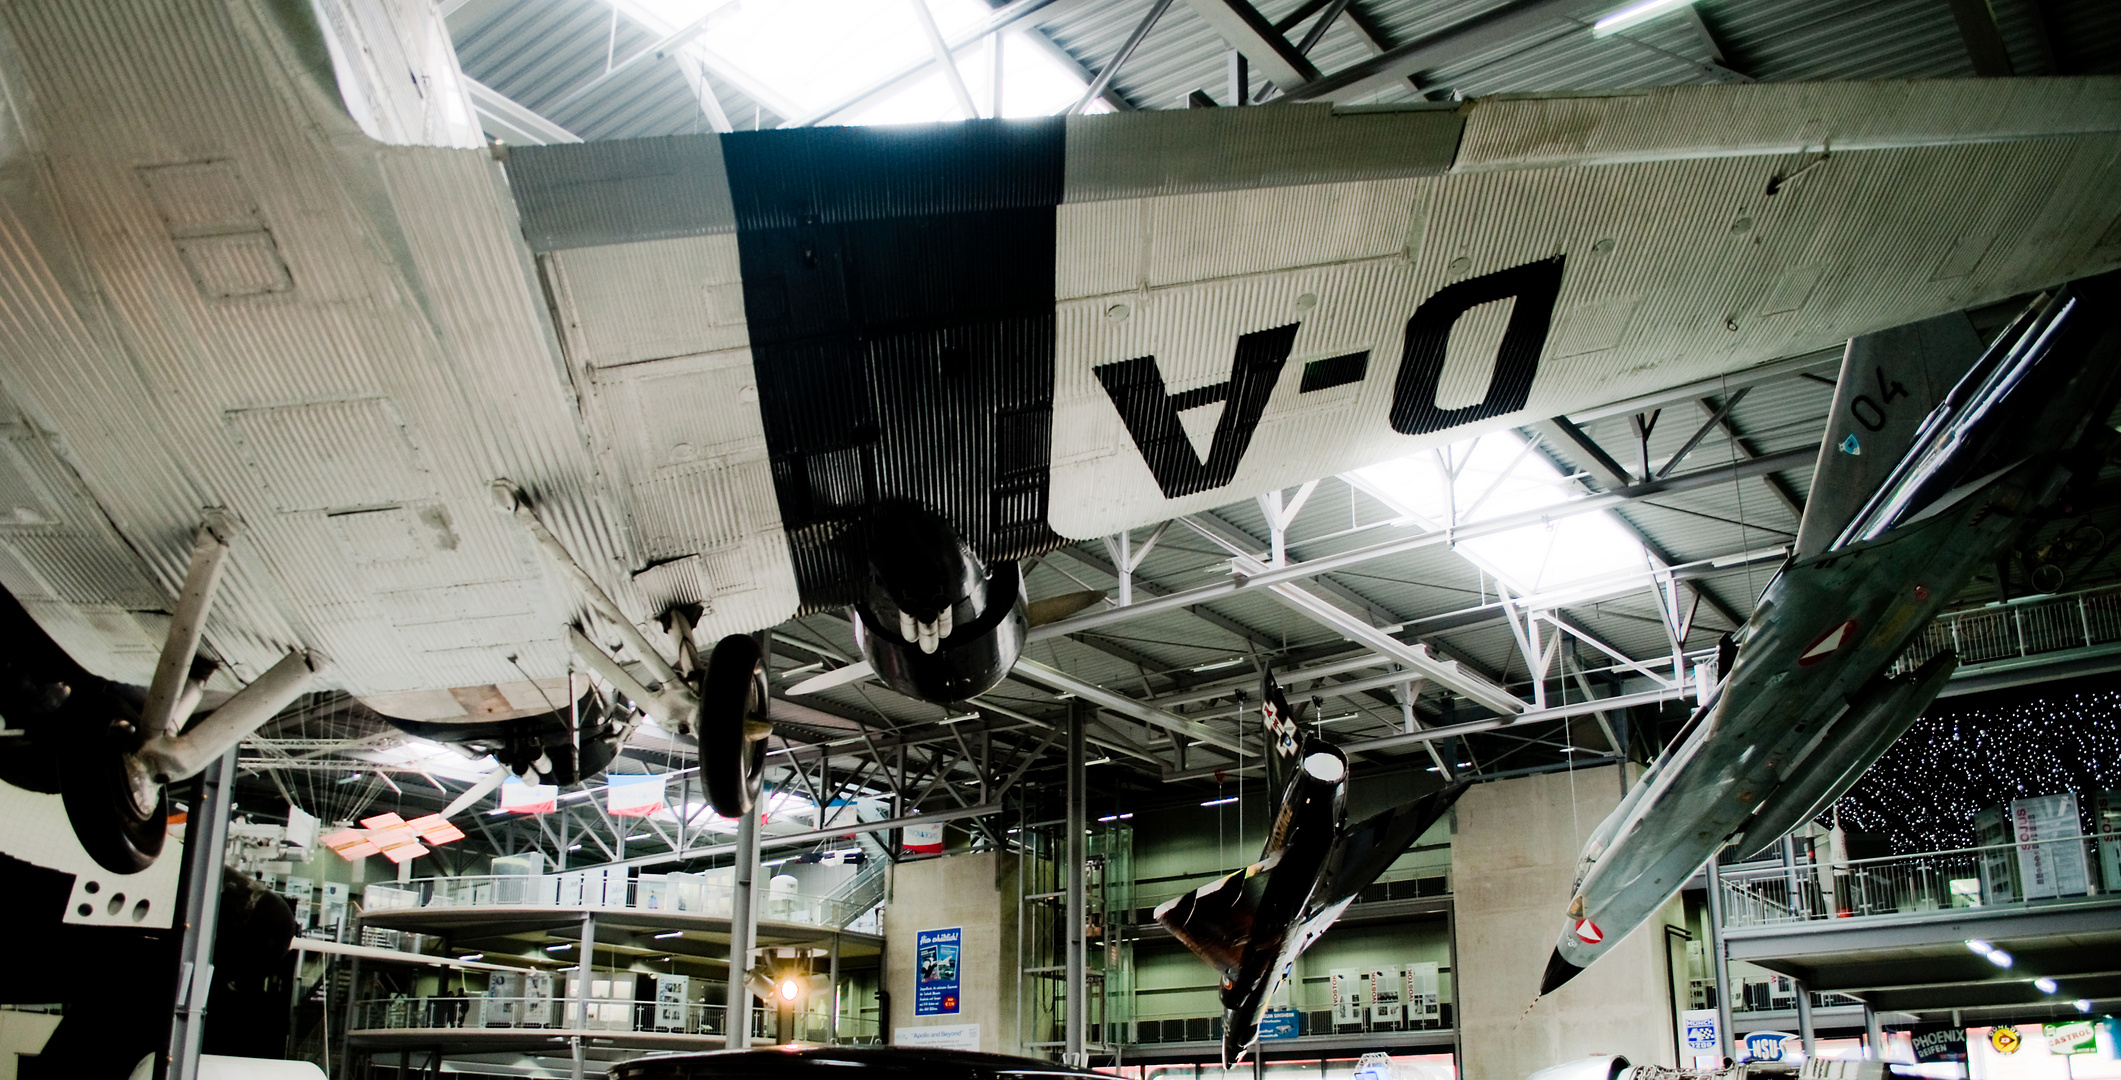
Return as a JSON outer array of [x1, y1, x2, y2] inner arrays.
[[786, 662, 874, 696], [438, 763, 510, 819], [1026, 589, 1108, 627]]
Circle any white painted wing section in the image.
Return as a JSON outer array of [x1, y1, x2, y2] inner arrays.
[[1047, 78, 2121, 539], [0, 0, 794, 705]]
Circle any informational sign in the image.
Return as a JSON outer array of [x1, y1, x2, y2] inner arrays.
[[1990, 1026, 2022, 1054], [1683, 1008, 1722, 1063], [1743, 1031, 1796, 1062], [915, 927, 962, 1015], [1404, 962, 1441, 1024], [2044, 1021, 2097, 1056], [1331, 968, 1364, 1025], [1911, 1025, 1968, 1063], [1259, 1008, 1301, 1041], [903, 822, 945, 855], [2095, 791, 2121, 892], [895, 1023, 979, 1050], [485, 971, 521, 1027], [1368, 967, 1404, 1026], [654, 974, 688, 1031], [522, 971, 554, 1027], [2010, 793, 2089, 899], [286, 876, 315, 929], [320, 882, 349, 932], [1974, 808, 2017, 904]]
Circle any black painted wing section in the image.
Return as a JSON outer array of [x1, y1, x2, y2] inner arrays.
[[719, 119, 1068, 609], [1308, 781, 1468, 918]]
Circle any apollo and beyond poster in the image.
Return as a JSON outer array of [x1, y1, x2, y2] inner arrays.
[[916, 927, 962, 1016]]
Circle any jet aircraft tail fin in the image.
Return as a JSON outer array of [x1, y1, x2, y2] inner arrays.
[[1796, 312, 1984, 559], [1153, 870, 1259, 982], [1260, 669, 1304, 804]]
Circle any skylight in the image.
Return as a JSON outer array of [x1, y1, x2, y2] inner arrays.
[[1348, 431, 1650, 599], [616, 0, 1099, 127]]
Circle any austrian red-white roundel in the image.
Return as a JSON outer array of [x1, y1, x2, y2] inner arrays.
[[1798, 620, 1859, 666], [1574, 919, 1604, 944]]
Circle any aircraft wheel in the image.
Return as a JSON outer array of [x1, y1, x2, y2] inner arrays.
[[59, 715, 167, 874], [700, 634, 768, 819]]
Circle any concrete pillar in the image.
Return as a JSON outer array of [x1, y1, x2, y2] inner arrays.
[[883, 851, 1021, 1054], [1864, 1001, 1883, 1060], [1454, 765, 1686, 1080], [730, 803, 760, 1048], [572, 914, 596, 1080], [1794, 976, 1815, 1060]]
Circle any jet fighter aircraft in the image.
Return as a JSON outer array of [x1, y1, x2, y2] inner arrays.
[[1155, 672, 1466, 1065], [1541, 271, 2121, 993], [2, 0, 2120, 873]]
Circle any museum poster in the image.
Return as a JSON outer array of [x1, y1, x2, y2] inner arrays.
[[1404, 962, 1441, 1024], [916, 927, 962, 1016], [2010, 793, 2088, 899], [1331, 969, 1364, 1025], [2096, 790, 2121, 892], [1368, 967, 1404, 1025], [655, 974, 688, 1030]]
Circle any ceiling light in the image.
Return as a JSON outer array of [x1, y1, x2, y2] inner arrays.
[[655, 931, 683, 940], [940, 712, 980, 724], [1084, 756, 1113, 766], [2075, 999, 2092, 1013], [1201, 796, 1239, 807], [546, 943, 573, 952], [457, 953, 484, 962], [625, 833, 650, 841], [1966, 939, 1994, 955], [1986, 949, 2013, 968], [1188, 658, 1247, 673], [2035, 978, 2058, 993], [1592, 0, 1696, 37]]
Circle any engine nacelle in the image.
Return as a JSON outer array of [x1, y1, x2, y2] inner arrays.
[[855, 561, 1025, 701]]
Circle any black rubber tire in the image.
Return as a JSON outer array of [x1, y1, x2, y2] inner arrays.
[[701, 634, 768, 818], [59, 715, 166, 875]]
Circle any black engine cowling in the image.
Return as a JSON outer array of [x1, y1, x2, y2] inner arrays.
[[852, 502, 1026, 702]]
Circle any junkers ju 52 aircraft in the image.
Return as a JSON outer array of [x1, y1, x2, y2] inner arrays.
[[1541, 270, 2121, 994], [0, 0, 2118, 874], [1155, 672, 1466, 1065]]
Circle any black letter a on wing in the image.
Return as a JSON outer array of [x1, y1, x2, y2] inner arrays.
[[1390, 257, 1565, 436], [1095, 324, 1300, 499]]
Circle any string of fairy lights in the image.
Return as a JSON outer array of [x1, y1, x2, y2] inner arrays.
[[1827, 675, 2121, 854]]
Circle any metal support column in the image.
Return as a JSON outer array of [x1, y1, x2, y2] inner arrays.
[[1864, 1001, 1883, 1060], [1064, 701, 1088, 1065], [571, 914, 597, 1080], [828, 933, 842, 1044], [1704, 853, 1735, 1064], [1794, 976, 1816, 1061], [167, 749, 238, 1080], [730, 803, 761, 1048]]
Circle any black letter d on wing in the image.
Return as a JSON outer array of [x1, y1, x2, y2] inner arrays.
[[1390, 257, 1565, 436]]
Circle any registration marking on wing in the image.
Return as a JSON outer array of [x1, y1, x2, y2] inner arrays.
[[1798, 620, 1859, 666]]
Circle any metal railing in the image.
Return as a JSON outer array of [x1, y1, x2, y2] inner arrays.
[[1892, 583, 2121, 674], [1719, 833, 2118, 929], [350, 996, 881, 1043], [363, 871, 871, 930]]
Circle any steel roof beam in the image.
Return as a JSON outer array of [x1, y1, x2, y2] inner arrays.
[[1279, 0, 1602, 102], [1033, 447, 1812, 644], [464, 77, 581, 144], [1182, 0, 1320, 89]]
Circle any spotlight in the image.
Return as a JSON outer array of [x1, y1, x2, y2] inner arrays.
[[780, 978, 801, 1002], [2035, 977, 2058, 994]]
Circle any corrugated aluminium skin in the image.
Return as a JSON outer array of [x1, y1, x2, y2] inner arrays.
[[1, 0, 2118, 733]]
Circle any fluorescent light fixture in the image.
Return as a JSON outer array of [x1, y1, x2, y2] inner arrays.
[[1986, 949, 2013, 968], [1965, 939, 1994, 955], [1084, 756, 1113, 766], [1201, 796, 1239, 807], [457, 953, 484, 962], [2075, 999, 2093, 1012], [1188, 657, 1247, 673], [1592, 0, 1696, 37], [655, 931, 684, 940], [625, 833, 651, 841], [2035, 978, 2058, 993], [568, 843, 582, 851], [940, 712, 980, 724], [546, 943, 573, 952]]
